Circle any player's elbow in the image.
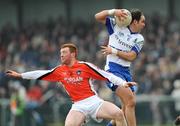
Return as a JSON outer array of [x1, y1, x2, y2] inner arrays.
[[127, 56, 136, 61], [123, 53, 136, 61], [94, 13, 102, 21], [94, 14, 99, 21], [125, 52, 137, 61], [94, 11, 106, 24]]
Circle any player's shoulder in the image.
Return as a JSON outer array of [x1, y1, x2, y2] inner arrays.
[[106, 16, 117, 29], [56, 64, 65, 68], [78, 61, 86, 64], [132, 33, 144, 43], [53, 64, 66, 71], [107, 17, 116, 24], [78, 61, 93, 66], [78, 61, 98, 69], [77, 61, 89, 67], [137, 33, 144, 39]]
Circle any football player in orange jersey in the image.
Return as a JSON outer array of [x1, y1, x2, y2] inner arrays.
[[6, 43, 136, 126]]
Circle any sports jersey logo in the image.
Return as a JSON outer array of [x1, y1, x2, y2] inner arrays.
[[76, 70, 81, 75], [118, 32, 124, 37], [64, 77, 83, 84], [114, 34, 133, 49], [127, 35, 132, 41]]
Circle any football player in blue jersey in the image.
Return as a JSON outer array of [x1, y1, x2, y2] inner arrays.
[[95, 8, 145, 126]]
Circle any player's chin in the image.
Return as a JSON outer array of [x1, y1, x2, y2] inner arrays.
[[61, 60, 65, 64]]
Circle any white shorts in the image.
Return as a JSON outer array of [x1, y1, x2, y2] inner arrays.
[[70, 95, 104, 123]]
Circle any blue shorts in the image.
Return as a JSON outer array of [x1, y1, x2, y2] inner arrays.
[[106, 62, 136, 92]]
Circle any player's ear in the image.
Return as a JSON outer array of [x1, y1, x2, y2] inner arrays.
[[131, 19, 137, 25], [71, 52, 76, 58]]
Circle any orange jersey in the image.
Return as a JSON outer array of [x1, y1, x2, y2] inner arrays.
[[21, 61, 125, 102]]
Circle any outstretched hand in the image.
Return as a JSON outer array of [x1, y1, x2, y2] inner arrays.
[[6, 70, 21, 78], [123, 82, 137, 88]]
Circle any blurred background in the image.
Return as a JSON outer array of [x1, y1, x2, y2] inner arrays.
[[0, 0, 180, 126]]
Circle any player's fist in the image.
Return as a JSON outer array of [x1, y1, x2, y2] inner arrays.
[[114, 9, 128, 20]]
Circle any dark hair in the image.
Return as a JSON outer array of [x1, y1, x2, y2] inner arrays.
[[61, 43, 78, 57], [130, 8, 143, 24]]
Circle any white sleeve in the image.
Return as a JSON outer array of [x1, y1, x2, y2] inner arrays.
[[21, 69, 55, 80], [108, 74, 126, 86], [82, 61, 126, 86], [132, 35, 144, 54]]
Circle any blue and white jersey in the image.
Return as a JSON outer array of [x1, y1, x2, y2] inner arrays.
[[105, 17, 144, 70]]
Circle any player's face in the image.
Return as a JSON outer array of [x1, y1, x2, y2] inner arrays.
[[60, 47, 72, 65], [136, 15, 145, 32]]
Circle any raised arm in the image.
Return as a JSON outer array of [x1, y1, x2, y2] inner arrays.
[[95, 9, 128, 24]]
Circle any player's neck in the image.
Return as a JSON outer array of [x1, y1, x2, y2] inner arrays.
[[68, 58, 77, 67], [129, 25, 139, 33]]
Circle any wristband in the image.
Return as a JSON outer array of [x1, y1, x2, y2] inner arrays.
[[108, 9, 115, 16], [122, 82, 126, 87], [111, 48, 118, 55]]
